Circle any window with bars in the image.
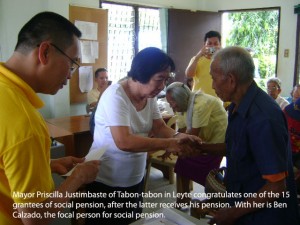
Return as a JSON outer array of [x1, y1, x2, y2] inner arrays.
[[102, 2, 162, 83]]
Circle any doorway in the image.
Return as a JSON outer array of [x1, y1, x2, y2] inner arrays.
[[222, 9, 280, 91], [167, 8, 280, 88]]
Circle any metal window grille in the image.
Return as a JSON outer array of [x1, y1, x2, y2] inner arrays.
[[102, 3, 161, 83], [138, 8, 162, 51]]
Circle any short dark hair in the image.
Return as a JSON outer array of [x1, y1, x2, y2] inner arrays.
[[15, 11, 81, 54], [204, 31, 221, 42], [128, 47, 175, 84], [95, 68, 108, 78]]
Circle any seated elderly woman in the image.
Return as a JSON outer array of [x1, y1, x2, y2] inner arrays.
[[267, 77, 289, 110], [165, 82, 228, 205]]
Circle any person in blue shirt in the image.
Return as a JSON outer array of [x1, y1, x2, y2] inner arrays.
[[191, 46, 300, 225]]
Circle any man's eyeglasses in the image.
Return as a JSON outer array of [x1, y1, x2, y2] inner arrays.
[[267, 86, 279, 92], [50, 43, 80, 74]]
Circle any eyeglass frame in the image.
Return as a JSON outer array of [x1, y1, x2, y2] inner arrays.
[[267, 86, 280, 92], [49, 43, 80, 74]]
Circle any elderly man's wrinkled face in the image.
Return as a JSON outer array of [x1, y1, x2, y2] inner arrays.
[[210, 59, 233, 102], [267, 81, 280, 100]]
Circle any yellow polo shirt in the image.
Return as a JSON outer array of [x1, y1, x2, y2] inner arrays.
[[0, 63, 54, 225], [188, 56, 217, 97]]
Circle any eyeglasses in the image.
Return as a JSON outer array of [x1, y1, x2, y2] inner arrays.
[[267, 86, 279, 91], [50, 43, 80, 74]]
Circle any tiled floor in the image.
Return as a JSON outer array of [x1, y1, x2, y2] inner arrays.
[[144, 167, 205, 215], [142, 167, 214, 224]]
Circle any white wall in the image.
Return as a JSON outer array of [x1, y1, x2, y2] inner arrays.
[[0, 0, 299, 118]]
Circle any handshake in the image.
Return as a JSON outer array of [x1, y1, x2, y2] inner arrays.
[[165, 133, 207, 158], [163, 133, 225, 159]]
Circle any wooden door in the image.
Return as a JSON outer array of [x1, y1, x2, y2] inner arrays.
[[168, 9, 221, 82]]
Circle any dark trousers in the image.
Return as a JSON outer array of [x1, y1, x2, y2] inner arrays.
[[85, 179, 144, 225]]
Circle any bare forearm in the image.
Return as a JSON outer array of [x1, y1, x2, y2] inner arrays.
[[152, 122, 177, 139], [116, 134, 177, 152], [199, 143, 226, 156], [185, 57, 198, 78], [185, 53, 203, 77]]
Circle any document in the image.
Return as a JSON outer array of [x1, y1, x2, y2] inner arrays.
[[75, 20, 98, 40], [63, 148, 106, 176], [78, 66, 93, 93]]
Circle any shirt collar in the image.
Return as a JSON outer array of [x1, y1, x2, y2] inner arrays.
[[0, 63, 44, 109], [228, 81, 258, 118]]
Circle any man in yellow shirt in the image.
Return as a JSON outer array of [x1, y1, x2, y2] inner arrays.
[[0, 12, 99, 225], [185, 30, 221, 96]]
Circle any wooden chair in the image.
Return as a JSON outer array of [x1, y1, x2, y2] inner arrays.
[[144, 115, 178, 192]]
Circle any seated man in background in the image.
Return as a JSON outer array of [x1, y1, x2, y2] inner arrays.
[[0, 12, 99, 225], [87, 68, 109, 112], [267, 77, 289, 110], [165, 82, 227, 206]]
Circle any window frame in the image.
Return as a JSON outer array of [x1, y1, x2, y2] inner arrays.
[[99, 0, 163, 82], [219, 7, 281, 84], [102, 1, 160, 54]]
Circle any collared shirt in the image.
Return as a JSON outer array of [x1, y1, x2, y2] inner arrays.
[[0, 63, 54, 225], [275, 95, 289, 110], [225, 81, 299, 225]]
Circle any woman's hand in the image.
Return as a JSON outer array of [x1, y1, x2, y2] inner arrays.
[[165, 134, 202, 154]]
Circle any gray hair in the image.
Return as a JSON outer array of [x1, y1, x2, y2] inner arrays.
[[267, 77, 281, 88], [212, 46, 255, 84], [166, 82, 191, 112]]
